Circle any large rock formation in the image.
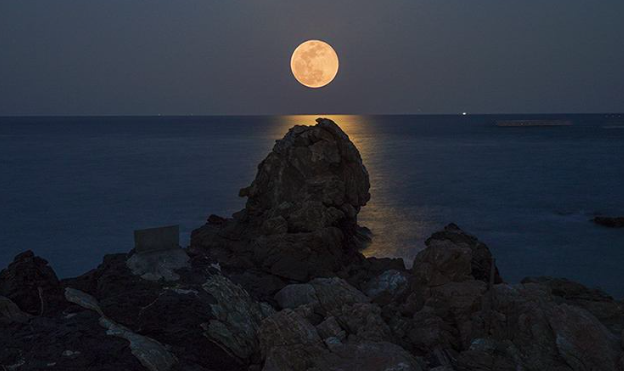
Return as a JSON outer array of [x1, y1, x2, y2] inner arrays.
[[2, 118, 624, 371], [190, 118, 372, 295], [240, 118, 370, 233]]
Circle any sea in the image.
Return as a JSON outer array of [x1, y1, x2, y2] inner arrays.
[[1, 114, 624, 296]]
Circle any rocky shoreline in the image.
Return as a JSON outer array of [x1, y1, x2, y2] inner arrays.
[[2, 118, 623, 371]]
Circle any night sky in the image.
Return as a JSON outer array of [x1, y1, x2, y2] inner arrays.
[[1, 1, 623, 115]]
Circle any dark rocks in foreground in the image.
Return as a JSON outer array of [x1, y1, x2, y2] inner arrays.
[[594, 216, 624, 228], [2, 118, 624, 371]]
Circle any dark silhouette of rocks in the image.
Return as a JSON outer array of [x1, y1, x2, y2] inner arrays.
[[190, 118, 372, 298], [1, 118, 624, 371], [0, 250, 64, 315], [594, 216, 624, 228]]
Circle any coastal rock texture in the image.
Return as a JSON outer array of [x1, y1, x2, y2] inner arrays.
[[190, 118, 372, 299], [0, 250, 64, 315], [1, 119, 624, 371]]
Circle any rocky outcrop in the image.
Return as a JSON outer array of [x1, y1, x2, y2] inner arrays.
[[190, 118, 371, 296], [0, 250, 64, 315], [2, 119, 623, 371], [522, 276, 624, 334], [239, 118, 370, 233], [423, 223, 502, 284], [0, 296, 31, 324], [258, 308, 423, 371], [202, 274, 274, 361], [65, 288, 178, 371], [1, 249, 249, 371]]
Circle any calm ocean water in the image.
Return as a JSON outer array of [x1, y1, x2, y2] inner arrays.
[[1, 115, 624, 295]]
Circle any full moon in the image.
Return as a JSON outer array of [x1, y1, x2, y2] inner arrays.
[[290, 40, 339, 88]]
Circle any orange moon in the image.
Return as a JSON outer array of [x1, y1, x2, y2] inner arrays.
[[290, 40, 339, 88]]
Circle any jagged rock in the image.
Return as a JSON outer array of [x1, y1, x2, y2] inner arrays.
[[239, 118, 370, 233], [0, 250, 64, 315], [0, 295, 31, 324], [64, 253, 167, 328], [190, 119, 371, 293], [427, 280, 487, 318], [63, 253, 246, 371], [274, 283, 318, 309], [258, 309, 422, 371], [309, 277, 370, 316], [0, 310, 143, 371], [364, 269, 409, 300], [400, 306, 458, 355], [202, 274, 273, 361], [424, 223, 502, 284], [320, 341, 424, 371], [412, 243, 472, 286], [64, 287, 178, 371], [335, 302, 393, 342], [548, 304, 621, 371], [258, 309, 326, 371], [522, 276, 624, 334], [65, 287, 104, 316], [255, 227, 347, 281], [455, 282, 623, 371], [315, 316, 345, 341], [273, 278, 393, 344], [261, 216, 288, 235], [126, 249, 190, 282], [593, 216, 624, 228], [100, 317, 178, 371]]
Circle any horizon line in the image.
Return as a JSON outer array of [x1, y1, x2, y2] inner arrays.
[[1, 112, 623, 119]]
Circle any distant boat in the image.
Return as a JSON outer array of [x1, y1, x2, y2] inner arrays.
[[495, 120, 573, 127], [602, 124, 624, 129]]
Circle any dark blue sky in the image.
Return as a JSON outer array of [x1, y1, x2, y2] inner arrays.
[[1, 1, 623, 115]]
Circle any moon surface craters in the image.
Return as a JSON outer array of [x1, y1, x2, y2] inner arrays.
[[291, 40, 339, 88]]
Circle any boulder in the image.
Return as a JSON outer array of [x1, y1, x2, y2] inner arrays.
[[548, 304, 621, 371], [522, 276, 624, 334], [64, 288, 178, 371], [0, 250, 64, 315], [412, 243, 473, 286], [274, 283, 318, 309], [62, 253, 248, 370], [424, 223, 502, 284], [363, 269, 409, 300], [0, 309, 143, 371], [258, 309, 326, 371], [202, 274, 273, 361], [258, 309, 423, 371], [456, 282, 624, 371], [315, 316, 345, 341], [126, 249, 190, 282], [334, 302, 393, 342], [309, 277, 369, 316], [0, 295, 31, 324]]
